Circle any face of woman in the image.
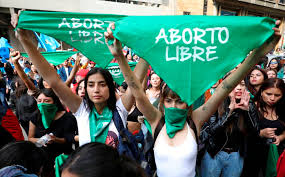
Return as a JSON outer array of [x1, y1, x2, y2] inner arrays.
[[250, 69, 264, 86], [37, 93, 54, 104], [86, 73, 110, 105], [164, 95, 187, 110], [150, 74, 161, 88], [267, 70, 277, 79], [261, 87, 283, 107], [77, 81, 85, 98], [269, 59, 278, 69], [234, 80, 246, 99], [118, 86, 126, 97]]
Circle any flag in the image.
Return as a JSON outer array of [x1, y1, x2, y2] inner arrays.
[[17, 11, 126, 68], [105, 62, 137, 85], [21, 51, 78, 66], [0, 37, 12, 48], [0, 47, 10, 59], [34, 32, 60, 52], [17, 11, 275, 105]]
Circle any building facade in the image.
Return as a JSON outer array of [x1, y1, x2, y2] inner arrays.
[[0, 0, 284, 49]]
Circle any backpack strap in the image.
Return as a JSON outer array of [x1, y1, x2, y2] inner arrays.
[[112, 109, 125, 132]]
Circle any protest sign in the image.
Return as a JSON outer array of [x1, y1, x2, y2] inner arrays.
[[113, 15, 275, 105], [17, 11, 126, 68]]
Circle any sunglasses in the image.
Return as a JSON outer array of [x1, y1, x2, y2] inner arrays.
[[270, 61, 278, 64]]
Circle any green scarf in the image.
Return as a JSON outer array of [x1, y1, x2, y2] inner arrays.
[[55, 153, 69, 177], [22, 51, 78, 66], [37, 103, 58, 129], [89, 106, 113, 144], [164, 106, 188, 138]]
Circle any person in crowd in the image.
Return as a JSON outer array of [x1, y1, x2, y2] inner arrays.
[[117, 81, 128, 97], [29, 64, 40, 86], [0, 141, 48, 177], [146, 72, 162, 104], [0, 71, 8, 109], [61, 142, 146, 177], [267, 68, 278, 79], [58, 59, 72, 82], [246, 66, 268, 98], [267, 57, 284, 79], [200, 80, 259, 177], [104, 22, 281, 177], [23, 61, 31, 74], [11, 15, 149, 150], [75, 79, 85, 98], [242, 78, 285, 177], [28, 88, 77, 159]]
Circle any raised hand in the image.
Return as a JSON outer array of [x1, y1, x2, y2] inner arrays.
[[235, 90, 250, 111], [104, 23, 123, 58]]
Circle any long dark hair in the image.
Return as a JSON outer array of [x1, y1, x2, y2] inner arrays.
[[61, 142, 146, 177], [254, 78, 285, 121], [268, 58, 281, 72], [0, 141, 48, 176], [84, 67, 116, 111], [245, 67, 268, 97]]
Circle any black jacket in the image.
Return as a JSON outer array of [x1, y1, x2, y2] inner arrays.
[[199, 101, 260, 158]]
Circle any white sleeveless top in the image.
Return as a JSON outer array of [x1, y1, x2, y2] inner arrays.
[[153, 124, 197, 177]]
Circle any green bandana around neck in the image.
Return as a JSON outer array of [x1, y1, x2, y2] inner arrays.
[[164, 106, 188, 138], [37, 103, 58, 129], [89, 106, 113, 144]]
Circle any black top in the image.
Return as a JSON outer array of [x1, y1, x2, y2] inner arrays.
[[31, 112, 78, 159], [259, 118, 285, 136], [127, 106, 143, 122]]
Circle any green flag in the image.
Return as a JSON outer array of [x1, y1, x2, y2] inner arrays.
[[17, 12, 276, 105], [17, 11, 126, 68], [21, 51, 78, 65], [113, 15, 275, 105], [105, 62, 137, 85]]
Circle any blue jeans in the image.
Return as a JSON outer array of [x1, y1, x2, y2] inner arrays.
[[0, 88, 8, 109], [200, 151, 243, 177]]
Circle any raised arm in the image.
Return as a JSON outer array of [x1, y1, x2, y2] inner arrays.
[[65, 54, 80, 87], [121, 58, 150, 111], [105, 25, 161, 129], [193, 21, 281, 132], [11, 51, 37, 92], [11, 12, 82, 113]]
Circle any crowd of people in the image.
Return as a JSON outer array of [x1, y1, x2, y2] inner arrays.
[[0, 12, 284, 177]]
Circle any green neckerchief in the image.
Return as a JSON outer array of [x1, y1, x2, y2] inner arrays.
[[55, 153, 69, 177], [89, 106, 113, 144], [37, 103, 58, 129], [164, 106, 188, 138], [144, 119, 153, 135]]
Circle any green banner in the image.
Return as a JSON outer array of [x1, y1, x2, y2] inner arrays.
[[113, 15, 275, 105], [17, 11, 126, 68], [21, 51, 78, 65], [106, 62, 137, 85], [17, 11, 276, 105]]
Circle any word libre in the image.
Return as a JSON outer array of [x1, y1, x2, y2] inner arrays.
[[58, 18, 113, 44], [155, 27, 230, 63]]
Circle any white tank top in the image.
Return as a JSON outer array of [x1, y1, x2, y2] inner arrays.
[[153, 124, 197, 177]]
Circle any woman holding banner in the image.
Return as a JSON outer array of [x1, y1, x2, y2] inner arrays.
[[11, 12, 150, 150], [104, 22, 281, 177]]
